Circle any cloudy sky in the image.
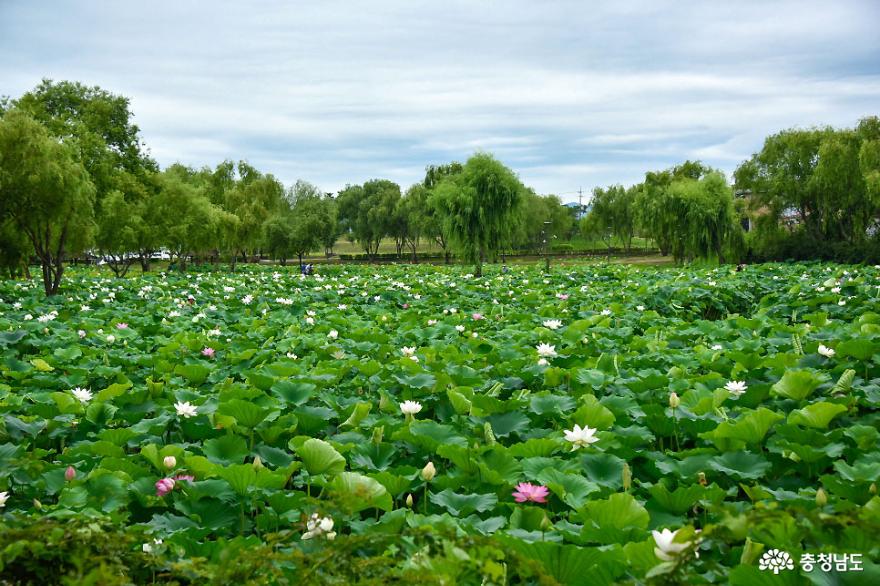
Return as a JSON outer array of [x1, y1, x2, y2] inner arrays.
[[2, 1, 878, 202]]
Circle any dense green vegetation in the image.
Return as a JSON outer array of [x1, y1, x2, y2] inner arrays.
[[0, 261, 878, 583], [2, 80, 878, 298]]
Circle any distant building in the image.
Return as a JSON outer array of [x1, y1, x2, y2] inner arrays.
[[735, 189, 801, 232], [564, 201, 590, 220]]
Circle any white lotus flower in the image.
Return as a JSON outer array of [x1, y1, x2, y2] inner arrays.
[[0, 491, 9, 507], [401, 346, 416, 357], [175, 401, 198, 418], [537, 358, 548, 366], [724, 380, 748, 396], [302, 513, 336, 540], [563, 424, 599, 450], [536, 343, 557, 358], [542, 319, 563, 330], [818, 344, 835, 358], [400, 400, 422, 415], [241, 294, 253, 305], [652, 528, 692, 561], [601, 309, 612, 316], [711, 344, 723, 351], [636, 305, 645, 311], [327, 330, 338, 339], [455, 325, 465, 332], [71, 387, 93, 403]]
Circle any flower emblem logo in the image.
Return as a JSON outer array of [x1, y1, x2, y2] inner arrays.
[[759, 549, 794, 574]]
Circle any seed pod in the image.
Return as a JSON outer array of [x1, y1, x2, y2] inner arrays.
[[698, 472, 707, 487]]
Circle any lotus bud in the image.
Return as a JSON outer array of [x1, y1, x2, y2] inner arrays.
[[871, 482, 877, 495], [163, 456, 177, 469], [816, 488, 827, 506], [698, 472, 707, 486], [669, 392, 680, 409], [405, 493, 414, 508], [253, 455, 264, 470], [420, 461, 436, 482], [371, 426, 384, 445], [539, 514, 552, 531], [33, 499, 42, 510], [65, 466, 76, 481], [622, 462, 632, 492]]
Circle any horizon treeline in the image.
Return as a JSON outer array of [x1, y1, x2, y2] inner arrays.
[[1, 79, 878, 295]]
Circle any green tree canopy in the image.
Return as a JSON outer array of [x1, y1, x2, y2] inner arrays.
[[0, 110, 95, 295], [431, 153, 523, 276], [337, 179, 401, 260]]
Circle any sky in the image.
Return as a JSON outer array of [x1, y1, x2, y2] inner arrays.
[[2, 1, 879, 203]]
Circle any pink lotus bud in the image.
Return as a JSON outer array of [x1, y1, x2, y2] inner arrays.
[[155, 478, 176, 497], [163, 456, 177, 469], [65, 466, 76, 481]]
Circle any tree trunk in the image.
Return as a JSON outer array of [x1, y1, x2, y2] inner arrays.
[[140, 254, 151, 273]]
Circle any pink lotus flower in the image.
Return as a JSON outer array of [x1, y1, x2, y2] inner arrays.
[[155, 478, 175, 497], [556, 293, 569, 300], [116, 322, 128, 329], [512, 482, 549, 504], [201, 347, 215, 358], [472, 313, 484, 320], [174, 474, 195, 483], [402, 303, 409, 309]]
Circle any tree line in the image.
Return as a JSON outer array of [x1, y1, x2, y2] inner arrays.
[[0, 79, 878, 296], [0, 81, 580, 294]]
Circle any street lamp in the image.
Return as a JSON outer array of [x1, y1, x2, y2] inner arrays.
[[542, 221, 552, 272]]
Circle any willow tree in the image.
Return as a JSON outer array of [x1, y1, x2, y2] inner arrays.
[[0, 110, 95, 295], [432, 153, 523, 277], [665, 172, 742, 264]]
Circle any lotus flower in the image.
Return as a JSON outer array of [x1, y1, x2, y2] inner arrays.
[[652, 528, 693, 561], [155, 478, 175, 497], [71, 387, 93, 404], [536, 343, 557, 358], [0, 491, 8, 508], [174, 401, 198, 418], [542, 319, 562, 330], [302, 513, 336, 540], [564, 424, 599, 450], [512, 482, 549, 503], [818, 344, 835, 357], [65, 466, 76, 481], [201, 347, 215, 358], [724, 380, 748, 396], [400, 400, 422, 415]]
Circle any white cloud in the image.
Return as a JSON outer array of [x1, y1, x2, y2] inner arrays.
[[2, 0, 878, 200]]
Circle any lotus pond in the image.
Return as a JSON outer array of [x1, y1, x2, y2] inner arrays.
[[0, 262, 878, 584]]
